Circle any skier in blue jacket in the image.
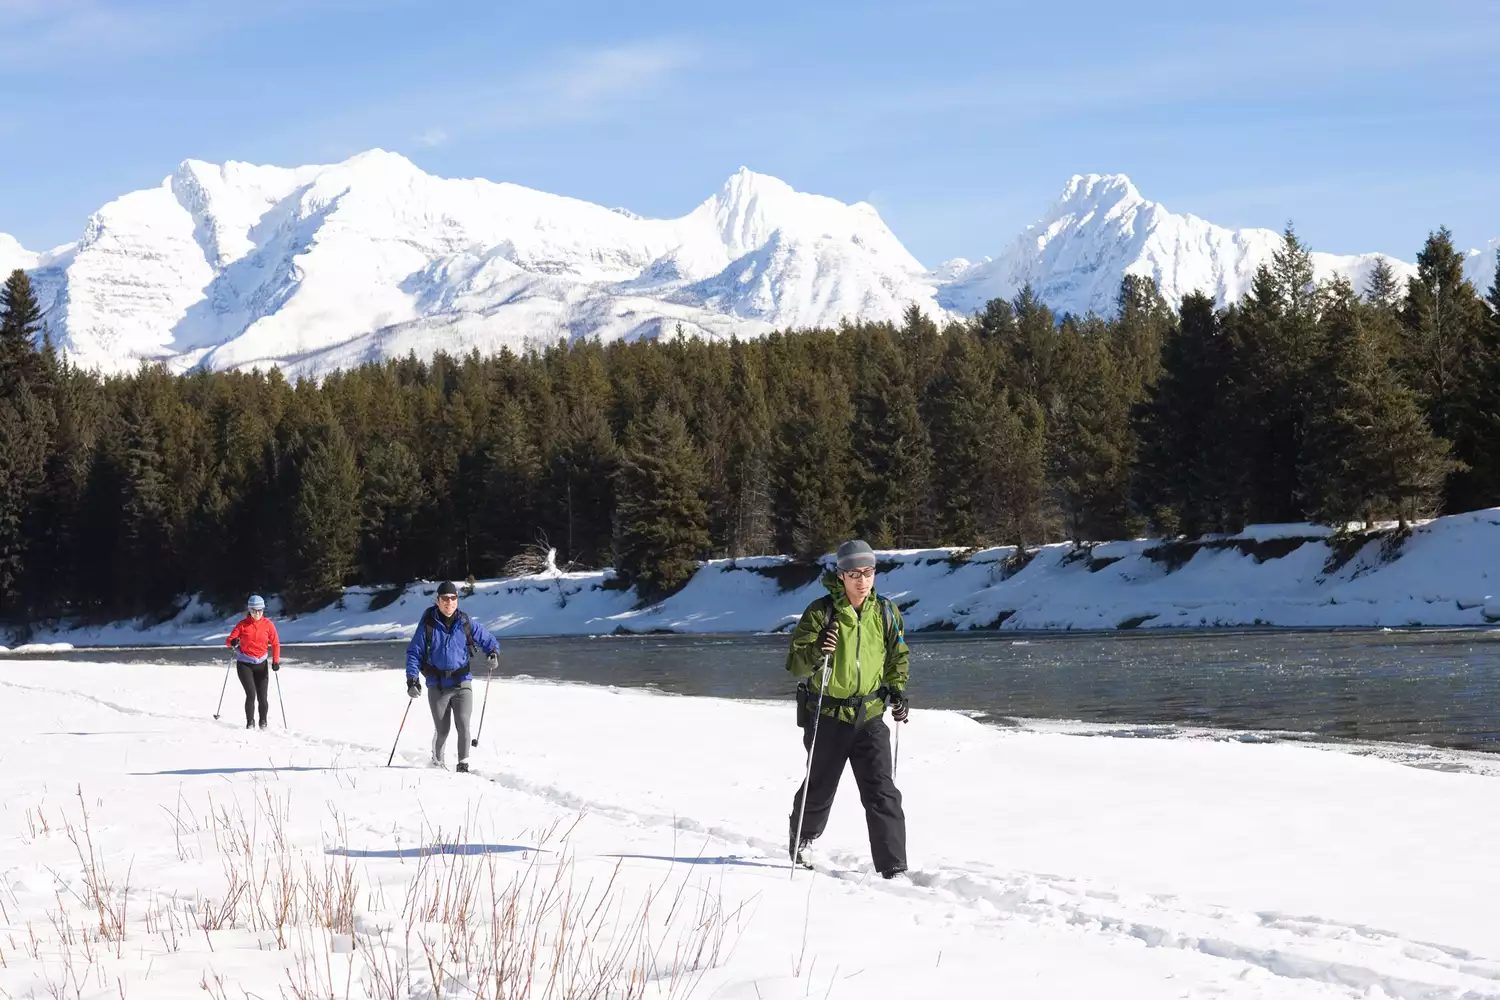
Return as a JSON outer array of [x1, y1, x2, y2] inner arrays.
[[404, 580, 500, 772]]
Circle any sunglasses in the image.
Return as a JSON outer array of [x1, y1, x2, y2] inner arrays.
[[841, 568, 875, 580], [437, 594, 459, 602]]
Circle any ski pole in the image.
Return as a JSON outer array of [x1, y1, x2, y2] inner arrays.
[[212, 655, 233, 720], [893, 718, 901, 778], [790, 652, 832, 878], [472, 657, 494, 748], [387, 699, 413, 767], [274, 668, 287, 728]]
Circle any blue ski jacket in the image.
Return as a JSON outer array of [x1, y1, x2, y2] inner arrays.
[[404, 608, 500, 689]]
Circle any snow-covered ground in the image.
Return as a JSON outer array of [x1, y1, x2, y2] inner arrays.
[[19, 510, 1500, 651], [1, 660, 1496, 998]]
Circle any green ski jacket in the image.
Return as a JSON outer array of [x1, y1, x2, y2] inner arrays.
[[786, 571, 909, 726]]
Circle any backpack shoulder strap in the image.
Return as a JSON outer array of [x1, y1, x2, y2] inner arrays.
[[879, 596, 901, 660], [422, 608, 435, 668]]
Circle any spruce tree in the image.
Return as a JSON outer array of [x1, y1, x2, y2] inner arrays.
[[287, 422, 362, 611], [1363, 258, 1403, 312], [0, 390, 50, 619], [1232, 226, 1322, 523], [116, 388, 175, 614], [1133, 292, 1243, 536], [359, 440, 425, 585], [613, 401, 710, 601], [1050, 330, 1138, 541], [21, 362, 95, 616], [1301, 280, 1455, 527], [1457, 251, 1500, 507], [924, 329, 994, 545], [722, 341, 774, 557], [477, 398, 542, 567], [1111, 275, 1172, 389], [0, 269, 42, 397], [850, 328, 933, 548], [983, 391, 1049, 546], [773, 373, 854, 560], [1398, 227, 1490, 510], [543, 395, 618, 568]]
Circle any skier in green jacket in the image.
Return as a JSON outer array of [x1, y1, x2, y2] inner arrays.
[[787, 539, 910, 878]]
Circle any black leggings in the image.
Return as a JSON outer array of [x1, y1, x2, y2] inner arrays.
[[237, 662, 270, 726]]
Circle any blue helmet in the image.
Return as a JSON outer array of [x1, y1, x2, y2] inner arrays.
[[247, 594, 266, 611]]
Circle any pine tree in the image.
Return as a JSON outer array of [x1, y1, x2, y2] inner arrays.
[[850, 328, 933, 547], [773, 373, 854, 560], [1398, 227, 1490, 511], [0, 388, 50, 619], [613, 401, 710, 601], [21, 361, 96, 616], [1363, 258, 1403, 312], [0, 269, 42, 397], [997, 285, 1057, 400], [476, 398, 542, 567], [115, 386, 175, 614], [1457, 251, 1500, 507], [1301, 280, 1455, 527], [544, 395, 618, 568], [924, 330, 994, 545], [983, 391, 1049, 546], [359, 440, 425, 585], [287, 421, 362, 611], [1133, 293, 1243, 537], [1111, 275, 1172, 389], [722, 341, 774, 557], [1232, 226, 1323, 523], [1050, 329, 1139, 541]]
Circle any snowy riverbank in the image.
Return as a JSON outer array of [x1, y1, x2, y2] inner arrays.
[[0, 661, 1496, 998], [14, 509, 1500, 649]]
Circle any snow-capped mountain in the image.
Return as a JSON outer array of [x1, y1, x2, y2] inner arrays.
[[936, 174, 1477, 317], [1, 158, 1496, 377], [1, 152, 943, 377]]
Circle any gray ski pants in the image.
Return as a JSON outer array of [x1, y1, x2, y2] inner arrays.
[[428, 682, 473, 763]]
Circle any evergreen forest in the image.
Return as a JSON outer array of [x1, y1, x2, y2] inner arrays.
[[2, 228, 1498, 625]]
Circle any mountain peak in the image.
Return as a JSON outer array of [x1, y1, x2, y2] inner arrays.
[[0, 232, 38, 274], [1053, 173, 1145, 215]]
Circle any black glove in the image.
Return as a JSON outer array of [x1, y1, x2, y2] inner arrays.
[[486, 651, 499, 670], [818, 619, 839, 655], [890, 689, 909, 723], [407, 679, 421, 699], [271, 661, 280, 672], [230, 638, 240, 651]]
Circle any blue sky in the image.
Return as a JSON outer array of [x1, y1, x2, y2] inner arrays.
[[2, 0, 1497, 267]]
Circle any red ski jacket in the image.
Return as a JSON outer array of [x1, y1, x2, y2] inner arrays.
[[227, 616, 281, 663]]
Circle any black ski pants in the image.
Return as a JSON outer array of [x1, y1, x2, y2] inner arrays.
[[790, 715, 906, 872], [237, 662, 269, 727]]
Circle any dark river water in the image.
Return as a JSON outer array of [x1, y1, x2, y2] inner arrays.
[[15, 628, 1500, 753]]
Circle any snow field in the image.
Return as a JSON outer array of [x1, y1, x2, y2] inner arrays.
[[0, 661, 1497, 998]]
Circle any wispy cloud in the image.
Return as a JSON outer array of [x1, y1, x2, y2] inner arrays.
[[351, 39, 699, 153]]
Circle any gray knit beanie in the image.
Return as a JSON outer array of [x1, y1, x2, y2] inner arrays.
[[834, 539, 876, 572]]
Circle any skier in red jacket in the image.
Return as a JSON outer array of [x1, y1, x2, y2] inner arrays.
[[226, 594, 281, 729]]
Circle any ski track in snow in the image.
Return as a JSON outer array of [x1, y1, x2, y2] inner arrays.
[[3, 672, 1495, 1000]]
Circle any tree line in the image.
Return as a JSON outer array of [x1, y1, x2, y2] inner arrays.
[[1, 227, 1498, 625]]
